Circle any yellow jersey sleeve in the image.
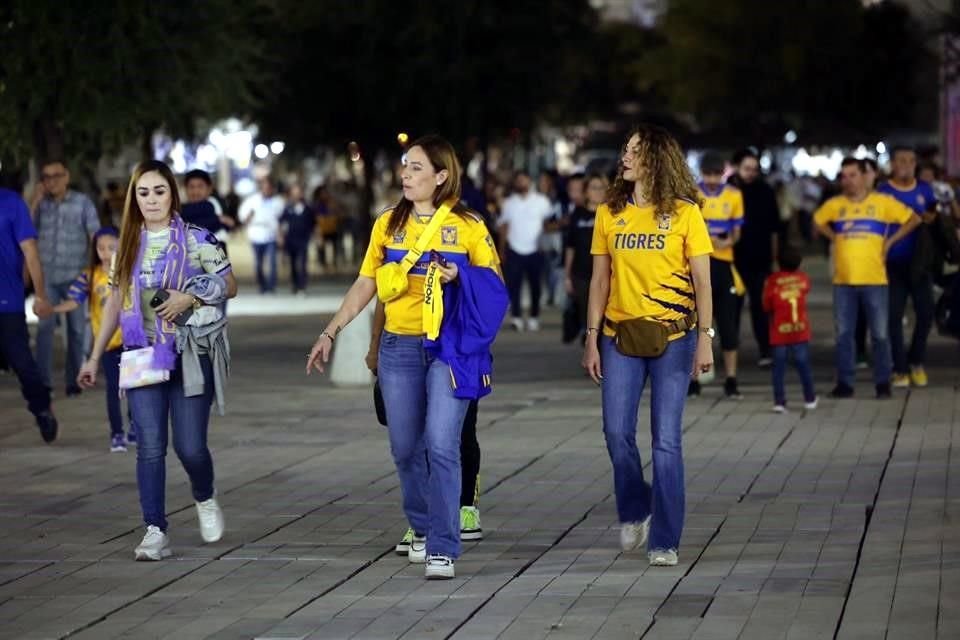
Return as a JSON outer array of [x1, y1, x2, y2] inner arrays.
[[590, 204, 610, 255], [684, 203, 714, 258], [883, 196, 915, 225], [467, 220, 501, 268], [359, 213, 390, 278], [813, 199, 836, 228]]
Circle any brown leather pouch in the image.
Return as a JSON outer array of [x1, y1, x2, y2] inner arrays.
[[606, 313, 697, 358]]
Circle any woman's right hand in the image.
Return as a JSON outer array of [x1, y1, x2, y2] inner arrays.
[[306, 334, 334, 375], [77, 359, 99, 388], [581, 339, 602, 385]]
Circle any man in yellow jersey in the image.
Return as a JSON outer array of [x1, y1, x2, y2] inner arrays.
[[690, 152, 744, 399], [814, 158, 919, 399]]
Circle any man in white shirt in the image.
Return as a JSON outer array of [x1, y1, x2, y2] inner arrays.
[[497, 171, 554, 331], [240, 177, 285, 293]]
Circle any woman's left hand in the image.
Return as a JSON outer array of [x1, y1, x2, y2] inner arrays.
[[692, 335, 714, 377], [155, 290, 195, 322], [435, 261, 459, 284]]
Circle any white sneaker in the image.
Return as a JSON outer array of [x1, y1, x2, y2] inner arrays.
[[510, 317, 525, 332], [134, 525, 172, 561], [772, 405, 787, 414], [196, 496, 224, 543], [425, 554, 455, 579], [408, 535, 427, 564], [619, 515, 651, 552], [803, 397, 819, 410], [526, 317, 541, 332], [648, 548, 679, 566]]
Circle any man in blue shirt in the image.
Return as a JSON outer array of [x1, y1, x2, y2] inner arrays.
[[0, 187, 59, 442], [877, 146, 937, 388]]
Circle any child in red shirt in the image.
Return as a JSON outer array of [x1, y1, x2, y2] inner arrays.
[[762, 247, 817, 413]]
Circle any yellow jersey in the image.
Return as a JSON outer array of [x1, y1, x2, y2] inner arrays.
[[360, 208, 500, 335], [67, 266, 123, 351], [591, 198, 713, 337], [698, 183, 744, 262], [813, 193, 914, 286]]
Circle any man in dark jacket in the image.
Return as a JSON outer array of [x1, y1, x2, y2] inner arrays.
[[729, 148, 782, 366]]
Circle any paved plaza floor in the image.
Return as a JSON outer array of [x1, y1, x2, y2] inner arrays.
[[1, 261, 959, 639]]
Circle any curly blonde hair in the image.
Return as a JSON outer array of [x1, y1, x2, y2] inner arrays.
[[605, 124, 703, 218]]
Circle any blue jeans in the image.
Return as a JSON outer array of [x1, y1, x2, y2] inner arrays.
[[833, 285, 891, 387], [378, 332, 470, 558], [127, 356, 215, 531], [101, 348, 128, 436], [505, 249, 543, 319], [35, 281, 86, 389], [772, 342, 815, 406], [600, 331, 696, 551], [251, 241, 277, 293]]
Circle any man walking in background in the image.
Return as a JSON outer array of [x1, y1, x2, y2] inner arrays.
[[30, 159, 100, 395]]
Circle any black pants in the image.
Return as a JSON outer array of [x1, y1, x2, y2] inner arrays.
[[505, 249, 543, 319], [0, 312, 50, 417], [711, 259, 741, 351], [738, 267, 771, 358], [286, 244, 309, 292], [460, 399, 480, 507], [888, 261, 935, 373]]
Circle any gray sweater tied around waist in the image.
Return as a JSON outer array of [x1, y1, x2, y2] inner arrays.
[[175, 274, 230, 415]]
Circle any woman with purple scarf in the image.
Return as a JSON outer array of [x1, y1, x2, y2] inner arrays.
[[78, 160, 238, 561]]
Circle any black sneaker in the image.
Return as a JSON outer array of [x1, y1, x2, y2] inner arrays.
[[829, 383, 854, 399], [875, 383, 892, 399], [724, 377, 743, 400], [687, 380, 701, 397], [35, 410, 58, 443]]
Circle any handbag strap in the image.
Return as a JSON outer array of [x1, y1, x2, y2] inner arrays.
[[398, 200, 456, 272], [605, 312, 698, 335]]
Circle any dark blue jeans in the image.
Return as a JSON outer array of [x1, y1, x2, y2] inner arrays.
[[505, 249, 543, 319], [0, 312, 50, 416], [251, 241, 277, 293], [887, 261, 934, 373], [35, 280, 86, 389], [127, 356, 215, 531], [286, 243, 309, 292], [833, 285, 891, 387], [600, 331, 696, 551], [772, 342, 815, 406], [378, 333, 470, 558], [101, 348, 133, 437]]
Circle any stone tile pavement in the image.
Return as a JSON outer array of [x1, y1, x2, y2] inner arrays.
[[1, 259, 959, 639]]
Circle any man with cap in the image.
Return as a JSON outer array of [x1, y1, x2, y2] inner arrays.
[[690, 152, 746, 399]]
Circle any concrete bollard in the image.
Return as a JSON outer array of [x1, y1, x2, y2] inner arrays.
[[330, 299, 375, 387]]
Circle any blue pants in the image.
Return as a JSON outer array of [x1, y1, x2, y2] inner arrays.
[[378, 332, 470, 558], [505, 249, 543, 319], [771, 342, 815, 406], [0, 312, 50, 416], [35, 281, 86, 389], [600, 331, 696, 551], [100, 348, 129, 436], [127, 356, 215, 531], [251, 241, 277, 293], [833, 285, 891, 387]]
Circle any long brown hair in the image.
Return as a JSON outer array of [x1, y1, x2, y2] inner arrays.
[[115, 160, 181, 299], [386, 135, 468, 236], [606, 124, 702, 218]]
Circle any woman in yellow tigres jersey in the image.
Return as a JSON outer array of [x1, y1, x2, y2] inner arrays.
[[306, 135, 501, 581], [582, 124, 714, 567]]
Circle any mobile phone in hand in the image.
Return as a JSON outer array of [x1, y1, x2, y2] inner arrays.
[[429, 250, 448, 267]]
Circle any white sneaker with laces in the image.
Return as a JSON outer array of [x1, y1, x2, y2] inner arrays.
[[804, 397, 819, 410], [408, 535, 427, 564], [134, 525, 172, 561], [196, 496, 225, 543], [648, 548, 679, 566], [510, 317, 525, 332], [526, 317, 541, 332], [619, 515, 651, 552], [425, 554, 455, 579]]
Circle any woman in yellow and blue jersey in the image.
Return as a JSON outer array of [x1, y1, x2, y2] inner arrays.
[[306, 136, 501, 580], [582, 124, 714, 567]]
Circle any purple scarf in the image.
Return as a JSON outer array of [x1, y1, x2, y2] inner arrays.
[[119, 215, 194, 370]]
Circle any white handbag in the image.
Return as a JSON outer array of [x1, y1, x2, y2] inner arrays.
[[119, 347, 171, 390]]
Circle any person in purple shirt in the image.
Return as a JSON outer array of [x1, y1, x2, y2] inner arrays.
[[0, 187, 59, 442], [876, 146, 937, 388]]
